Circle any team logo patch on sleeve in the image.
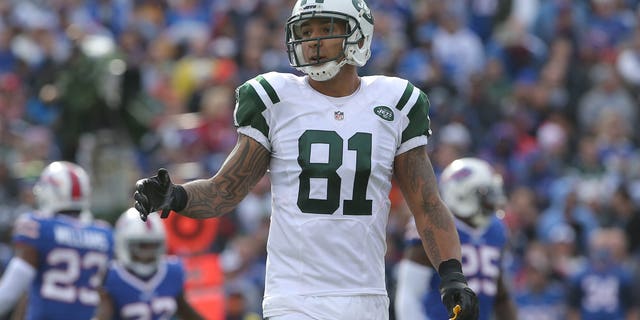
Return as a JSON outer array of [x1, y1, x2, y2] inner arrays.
[[374, 106, 394, 121]]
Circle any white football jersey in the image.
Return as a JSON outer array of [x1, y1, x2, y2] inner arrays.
[[234, 72, 431, 302]]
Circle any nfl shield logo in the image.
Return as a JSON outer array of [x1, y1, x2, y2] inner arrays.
[[334, 111, 344, 121]]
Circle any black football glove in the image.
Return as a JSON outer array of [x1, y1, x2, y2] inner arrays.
[[439, 259, 479, 320], [133, 168, 187, 221]]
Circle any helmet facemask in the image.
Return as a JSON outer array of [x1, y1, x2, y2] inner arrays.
[[469, 179, 506, 228], [115, 208, 167, 278], [126, 239, 165, 277], [286, 0, 374, 81]]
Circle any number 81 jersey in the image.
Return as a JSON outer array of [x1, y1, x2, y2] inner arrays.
[[234, 72, 431, 297]]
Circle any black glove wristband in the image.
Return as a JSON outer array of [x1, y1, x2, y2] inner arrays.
[[172, 185, 188, 212], [438, 259, 464, 279], [439, 259, 468, 295]]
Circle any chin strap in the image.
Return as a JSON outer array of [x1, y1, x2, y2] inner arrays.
[[303, 59, 348, 81]]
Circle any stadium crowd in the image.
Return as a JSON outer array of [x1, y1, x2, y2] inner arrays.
[[1, 0, 640, 319]]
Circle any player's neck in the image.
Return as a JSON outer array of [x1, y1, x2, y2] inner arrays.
[[307, 65, 360, 97]]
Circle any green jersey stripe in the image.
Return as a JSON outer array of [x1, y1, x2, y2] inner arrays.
[[401, 90, 431, 143], [394, 82, 415, 111], [257, 75, 280, 104], [235, 82, 269, 137]]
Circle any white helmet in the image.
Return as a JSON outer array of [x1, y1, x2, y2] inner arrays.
[[286, 0, 374, 81], [114, 208, 166, 277], [33, 161, 91, 215], [440, 158, 505, 228]]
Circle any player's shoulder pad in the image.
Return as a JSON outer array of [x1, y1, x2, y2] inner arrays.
[[13, 212, 42, 239], [234, 72, 302, 135], [235, 72, 295, 109], [363, 76, 423, 107]]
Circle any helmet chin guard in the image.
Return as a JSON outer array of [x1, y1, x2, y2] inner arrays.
[[301, 60, 348, 81]]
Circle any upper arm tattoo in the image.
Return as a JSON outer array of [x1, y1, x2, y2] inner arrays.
[[182, 134, 270, 218]]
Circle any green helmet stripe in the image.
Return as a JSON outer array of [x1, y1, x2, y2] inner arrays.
[[235, 83, 269, 137], [394, 82, 415, 111], [401, 90, 431, 143], [257, 75, 280, 104]]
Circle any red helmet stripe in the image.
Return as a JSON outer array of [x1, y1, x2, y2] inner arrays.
[[66, 163, 82, 199]]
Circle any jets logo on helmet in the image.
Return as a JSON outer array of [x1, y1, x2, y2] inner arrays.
[[352, 0, 374, 24]]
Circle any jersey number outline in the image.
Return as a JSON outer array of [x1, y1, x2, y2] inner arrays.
[[41, 248, 109, 305], [297, 130, 372, 215], [121, 298, 177, 320], [461, 244, 500, 296]]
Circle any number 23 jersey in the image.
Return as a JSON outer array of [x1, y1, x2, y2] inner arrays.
[[12, 213, 114, 320], [234, 72, 431, 297]]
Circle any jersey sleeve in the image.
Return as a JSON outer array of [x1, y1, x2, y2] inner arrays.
[[395, 81, 432, 155], [101, 264, 119, 292], [233, 74, 281, 151], [12, 213, 44, 248]]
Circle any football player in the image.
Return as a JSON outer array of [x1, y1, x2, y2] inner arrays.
[[0, 161, 114, 319], [134, 0, 478, 319], [92, 208, 203, 320], [395, 157, 517, 320]]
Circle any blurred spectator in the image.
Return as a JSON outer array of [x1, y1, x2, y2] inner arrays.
[[546, 223, 585, 280], [502, 186, 540, 259], [513, 242, 567, 320], [580, 0, 635, 63], [577, 63, 636, 134], [431, 8, 485, 93], [537, 178, 599, 255], [616, 26, 640, 89], [566, 228, 639, 320]]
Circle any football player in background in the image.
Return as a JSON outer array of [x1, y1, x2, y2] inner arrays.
[[0, 161, 114, 319], [133, 0, 479, 319], [92, 208, 203, 320], [395, 157, 517, 320]]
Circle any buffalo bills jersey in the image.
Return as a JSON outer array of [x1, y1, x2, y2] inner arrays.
[[567, 263, 637, 320], [12, 212, 114, 320], [234, 72, 431, 309], [102, 257, 185, 320], [405, 215, 508, 320], [515, 283, 566, 320]]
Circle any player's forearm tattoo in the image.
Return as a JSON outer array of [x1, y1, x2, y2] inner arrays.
[[400, 147, 456, 264], [402, 147, 449, 230], [181, 135, 269, 218]]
